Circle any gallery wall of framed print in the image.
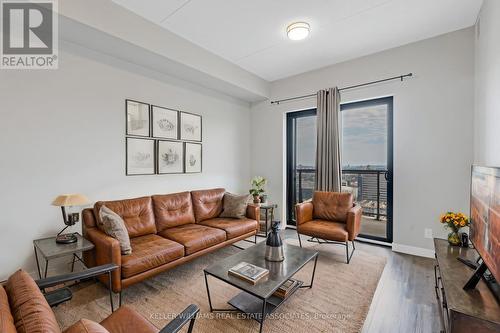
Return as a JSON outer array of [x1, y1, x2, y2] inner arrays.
[[152, 105, 179, 139], [126, 137, 155, 175], [126, 100, 150, 137], [157, 140, 183, 174], [180, 112, 202, 142], [184, 142, 202, 173]]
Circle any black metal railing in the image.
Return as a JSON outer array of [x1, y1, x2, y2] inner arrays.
[[295, 168, 388, 221]]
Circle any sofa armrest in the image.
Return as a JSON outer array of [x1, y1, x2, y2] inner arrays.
[[346, 204, 362, 241], [159, 304, 199, 333], [85, 228, 122, 292], [246, 204, 260, 223], [295, 202, 313, 226]]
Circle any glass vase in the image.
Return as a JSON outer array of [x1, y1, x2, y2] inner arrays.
[[447, 231, 461, 246]]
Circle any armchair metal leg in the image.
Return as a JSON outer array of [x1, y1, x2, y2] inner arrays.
[[119, 291, 122, 307], [346, 241, 356, 264], [297, 230, 302, 248]]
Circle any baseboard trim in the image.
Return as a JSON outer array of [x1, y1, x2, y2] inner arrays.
[[392, 243, 435, 258]]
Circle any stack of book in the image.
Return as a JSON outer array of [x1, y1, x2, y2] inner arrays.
[[228, 262, 269, 284], [273, 279, 299, 299]]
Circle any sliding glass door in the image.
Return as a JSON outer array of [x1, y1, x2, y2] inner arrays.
[[286, 97, 393, 243], [286, 109, 317, 225]]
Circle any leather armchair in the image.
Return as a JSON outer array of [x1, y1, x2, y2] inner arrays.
[[1, 269, 199, 333], [295, 191, 362, 263]]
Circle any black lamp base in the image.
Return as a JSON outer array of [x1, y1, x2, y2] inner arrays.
[[56, 233, 77, 244]]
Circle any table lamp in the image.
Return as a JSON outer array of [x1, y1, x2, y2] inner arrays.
[[52, 194, 90, 244]]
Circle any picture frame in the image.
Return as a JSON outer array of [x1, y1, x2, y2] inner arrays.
[[152, 105, 179, 139], [180, 111, 202, 141], [184, 142, 202, 173], [126, 99, 150, 137], [157, 140, 184, 174], [126, 137, 155, 175]]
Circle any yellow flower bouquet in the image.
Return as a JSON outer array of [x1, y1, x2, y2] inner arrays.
[[440, 212, 469, 245]]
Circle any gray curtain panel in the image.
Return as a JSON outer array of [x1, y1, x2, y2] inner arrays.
[[315, 87, 342, 192]]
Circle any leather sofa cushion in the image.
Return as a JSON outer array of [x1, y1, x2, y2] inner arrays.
[[312, 191, 353, 222], [191, 188, 225, 222], [95, 197, 156, 238], [299, 220, 349, 242], [199, 218, 258, 239], [63, 319, 110, 333], [100, 306, 157, 333], [159, 224, 226, 255], [121, 234, 184, 279], [0, 285, 16, 333], [152, 192, 195, 231], [6, 270, 61, 333]]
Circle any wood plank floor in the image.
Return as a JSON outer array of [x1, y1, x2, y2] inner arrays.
[[282, 230, 442, 333]]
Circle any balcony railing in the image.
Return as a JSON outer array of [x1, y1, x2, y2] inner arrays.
[[295, 167, 388, 221]]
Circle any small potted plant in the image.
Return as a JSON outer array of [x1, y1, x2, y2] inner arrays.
[[249, 176, 267, 204], [440, 212, 469, 246]]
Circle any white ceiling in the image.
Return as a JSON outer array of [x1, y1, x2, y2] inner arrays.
[[112, 0, 482, 81]]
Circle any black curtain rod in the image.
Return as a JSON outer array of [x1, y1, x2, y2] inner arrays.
[[270, 72, 413, 105]]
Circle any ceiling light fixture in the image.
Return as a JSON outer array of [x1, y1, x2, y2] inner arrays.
[[286, 22, 310, 41]]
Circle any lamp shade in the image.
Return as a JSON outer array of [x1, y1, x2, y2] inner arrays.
[[51, 194, 90, 207]]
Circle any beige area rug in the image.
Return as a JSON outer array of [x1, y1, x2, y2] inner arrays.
[[54, 239, 386, 333]]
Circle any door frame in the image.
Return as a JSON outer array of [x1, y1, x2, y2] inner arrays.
[[340, 96, 393, 243], [286, 108, 317, 226], [285, 97, 393, 243]]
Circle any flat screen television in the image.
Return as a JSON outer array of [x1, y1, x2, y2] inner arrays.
[[469, 165, 500, 297]]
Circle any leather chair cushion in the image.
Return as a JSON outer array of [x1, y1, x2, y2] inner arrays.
[[152, 192, 195, 231], [312, 191, 353, 222], [0, 285, 16, 333], [100, 306, 157, 333], [6, 270, 61, 333], [121, 234, 184, 278], [159, 224, 226, 255], [299, 220, 349, 242], [95, 197, 157, 238], [63, 319, 110, 333], [199, 218, 258, 239], [191, 188, 225, 222]]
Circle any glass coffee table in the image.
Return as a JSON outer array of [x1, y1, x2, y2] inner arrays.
[[203, 242, 319, 333]]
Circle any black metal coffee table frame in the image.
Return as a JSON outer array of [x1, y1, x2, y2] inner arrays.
[[203, 243, 318, 333]]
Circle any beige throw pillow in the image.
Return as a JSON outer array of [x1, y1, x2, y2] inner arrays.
[[220, 193, 250, 219], [98, 205, 132, 255]]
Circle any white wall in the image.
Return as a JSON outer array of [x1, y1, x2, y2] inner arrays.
[[250, 28, 475, 253], [0, 47, 252, 280], [474, 0, 500, 166]]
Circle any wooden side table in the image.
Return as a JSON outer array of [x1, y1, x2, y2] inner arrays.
[[258, 203, 277, 237], [33, 232, 94, 278]]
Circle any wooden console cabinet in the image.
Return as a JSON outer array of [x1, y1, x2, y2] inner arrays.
[[434, 238, 500, 333]]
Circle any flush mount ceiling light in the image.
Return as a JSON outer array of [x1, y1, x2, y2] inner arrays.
[[286, 22, 310, 41]]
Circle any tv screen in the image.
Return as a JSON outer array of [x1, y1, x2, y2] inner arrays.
[[470, 165, 500, 283]]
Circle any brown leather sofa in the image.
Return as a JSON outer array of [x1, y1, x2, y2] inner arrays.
[[82, 188, 259, 298], [0, 269, 198, 333], [295, 191, 362, 263]]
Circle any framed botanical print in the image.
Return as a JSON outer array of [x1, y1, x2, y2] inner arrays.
[[184, 142, 202, 173], [126, 138, 155, 175], [126, 100, 150, 137], [152, 106, 179, 139], [180, 112, 202, 141], [157, 140, 183, 174]]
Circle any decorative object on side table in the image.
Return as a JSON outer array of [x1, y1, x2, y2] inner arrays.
[[249, 176, 267, 204], [265, 221, 284, 262], [52, 194, 90, 244], [439, 211, 469, 246]]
